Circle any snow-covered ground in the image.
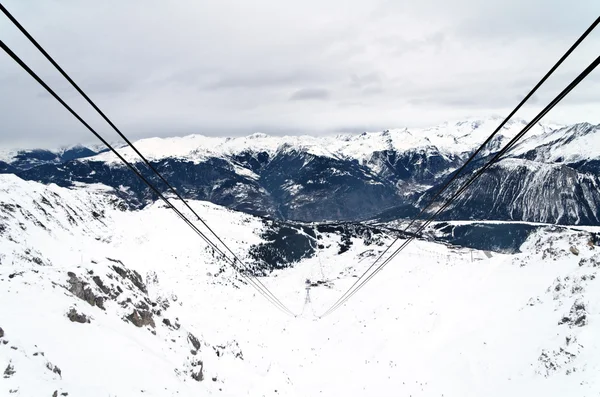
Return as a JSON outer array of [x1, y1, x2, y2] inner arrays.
[[1, 174, 599, 396]]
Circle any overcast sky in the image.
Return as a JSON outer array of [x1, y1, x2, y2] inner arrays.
[[0, 0, 599, 148]]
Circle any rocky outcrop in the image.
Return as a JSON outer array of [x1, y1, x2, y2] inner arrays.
[[108, 259, 147, 294], [190, 360, 204, 382], [46, 362, 62, 378], [4, 362, 15, 378], [126, 309, 155, 328], [559, 300, 588, 328], [537, 335, 583, 377], [67, 272, 105, 309], [67, 308, 91, 324], [188, 332, 201, 354]]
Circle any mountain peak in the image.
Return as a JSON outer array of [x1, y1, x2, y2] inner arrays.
[[248, 132, 269, 139]]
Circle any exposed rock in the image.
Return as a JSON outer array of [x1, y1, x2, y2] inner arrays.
[[537, 335, 582, 377], [110, 264, 147, 294], [46, 362, 62, 378], [188, 332, 201, 352], [569, 246, 580, 256], [8, 271, 24, 279], [190, 360, 204, 382], [126, 309, 155, 328], [161, 318, 179, 330], [67, 308, 91, 324], [559, 300, 587, 327], [146, 271, 159, 285], [526, 297, 542, 307], [92, 275, 112, 296], [3, 362, 15, 378], [0, 326, 4, 338], [588, 240, 596, 248], [579, 256, 599, 267], [157, 296, 170, 311], [66, 272, 105, 310], [212, 340, 244, 360], [581, 274, 596, 281]]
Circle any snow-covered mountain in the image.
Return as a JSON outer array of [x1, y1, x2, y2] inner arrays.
[[511, 122, 600, 165], [438, 158, 600, 225], [413, 122, 600, 225], [0, 144, 105, 171], [2, 117, 598, 225], [74, 117, 544, 164], [2, 173, 600, 396]]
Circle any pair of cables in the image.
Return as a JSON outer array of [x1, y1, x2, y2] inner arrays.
[[321, 17, 600, 318], [0, 4, 296, 317]]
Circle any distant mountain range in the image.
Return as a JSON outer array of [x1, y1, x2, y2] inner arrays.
[[2, 117, 599, 225]]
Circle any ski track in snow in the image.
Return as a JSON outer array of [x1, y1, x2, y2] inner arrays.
[[1, 174, 600, 396]]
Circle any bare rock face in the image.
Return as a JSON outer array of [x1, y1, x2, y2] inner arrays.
[[91, 275, 111, 296], [109, 260, 147, 294], [67, 308, 91, 324], [66, 272, 105, 309], [126, 309, 155, 328], [0, 326, 4, 338]]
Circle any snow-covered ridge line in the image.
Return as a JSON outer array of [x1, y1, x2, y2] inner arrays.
[[510, 122, 600, 164], [83, 117, 557, 164], [0, 142, 118, 165]]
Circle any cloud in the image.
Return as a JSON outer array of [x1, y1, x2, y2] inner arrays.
[[0, 0, 598, 148], [289, 88, 330, 101]]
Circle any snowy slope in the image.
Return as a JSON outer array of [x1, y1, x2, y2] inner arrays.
[[2, 175, 600, 396], [511, 122, 600, 164], [0, 174, 250, 396]]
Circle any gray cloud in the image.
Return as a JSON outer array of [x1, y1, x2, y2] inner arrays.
[[289, 88, 331, 101], [0, 0, 599, 149], [350, 72, 381, 88]]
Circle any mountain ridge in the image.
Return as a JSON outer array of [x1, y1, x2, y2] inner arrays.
[[1, 117, 598, 225]]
